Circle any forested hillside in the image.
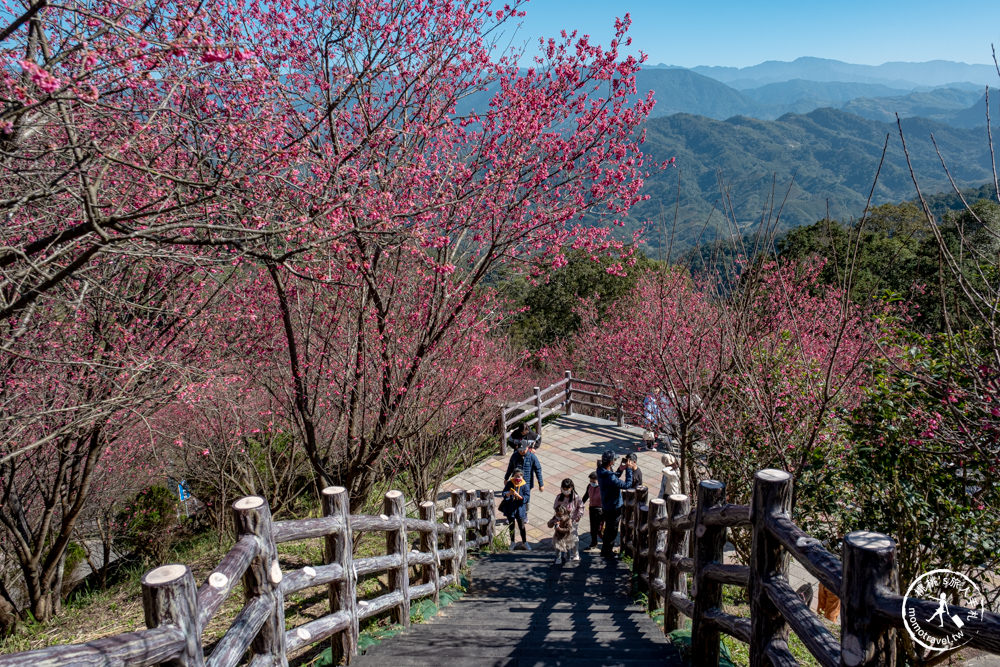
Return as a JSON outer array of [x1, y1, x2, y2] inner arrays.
[[627, 109, 998, 257]]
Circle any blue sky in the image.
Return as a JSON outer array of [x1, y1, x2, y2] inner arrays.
[[504, 1, 1000, 67]]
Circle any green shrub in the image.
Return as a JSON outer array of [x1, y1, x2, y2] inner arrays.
[[115, 485, 178, 564]]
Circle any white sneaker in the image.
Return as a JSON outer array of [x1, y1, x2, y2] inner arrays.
[[572, 554, 580, 562], [524, 543, 532, 551]]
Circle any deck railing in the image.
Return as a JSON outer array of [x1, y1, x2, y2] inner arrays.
[[619, 469, 1000, 666], [499, 371, 635, 454], [0, 487, 496, 667]]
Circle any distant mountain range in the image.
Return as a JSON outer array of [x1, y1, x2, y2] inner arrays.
[[457, 57, 1000, 255], [632, 68, 990, 125], [681, 56, 997, 89]]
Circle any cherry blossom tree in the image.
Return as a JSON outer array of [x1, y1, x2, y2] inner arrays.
[[0, 256, 217, 625], [571, 267, 731, 494]]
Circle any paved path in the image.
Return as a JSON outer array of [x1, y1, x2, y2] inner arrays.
[[354, 551, 682, 666], [444, 413, 664, 548], [442, 413, 828, 620]]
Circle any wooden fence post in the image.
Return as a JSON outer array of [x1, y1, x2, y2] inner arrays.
[[449, 507, 463, 577], [233, 496, 287, 667], [664, 493, 690, 633], [442, 507, 457, 582], [451, 490, 467, 566], [322, 486, 358, 664], [634, 491, 650, 593], [142, 564, 204, 667], [477, 490, 491, 549], [565, 370, 574, 415], [533, 386, 542, 430], [463, 490, 476, 551], [615, 382, 625, 426], [419, 501, 440, 605], [749, 469, 792, 667], [647, 498, 667, 614], [384, 490, 410, 627], [691, 480, 726, 667], [622, 488, 636, 558], [485, 489, 496, 549], [841, 531, 898, 667], [498, 405, 508, 456]]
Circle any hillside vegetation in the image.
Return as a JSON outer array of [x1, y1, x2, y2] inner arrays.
[[627, 109, 997, 257]]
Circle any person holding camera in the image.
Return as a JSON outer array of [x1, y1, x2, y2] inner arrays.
[[620, 452, 643, 489], [596, 450, 635, 559]]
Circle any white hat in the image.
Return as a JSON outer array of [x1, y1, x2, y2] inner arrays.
[[661, 453, 678, 467]]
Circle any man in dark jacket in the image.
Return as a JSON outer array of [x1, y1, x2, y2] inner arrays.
[[504, 440, 544, 546], [597, 450, 635, 558]]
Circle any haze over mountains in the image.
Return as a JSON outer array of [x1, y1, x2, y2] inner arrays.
[[634, 60, 990, 124], [614, 58, 1000, 255]]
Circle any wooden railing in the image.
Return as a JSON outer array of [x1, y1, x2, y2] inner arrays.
[[619, 469, 1000, 667], [498, 371, 631, 454], [0, 487, 496, 667]]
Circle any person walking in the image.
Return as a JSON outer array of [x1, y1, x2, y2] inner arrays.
[[596, 450, 634, 559], [583, 471, 603, 551], [547, 505, 577, 565], [504, 439, 544, 544], [642, 388, 662, 450], [499, 470, 530, 550], [552, 478, 584, 562]]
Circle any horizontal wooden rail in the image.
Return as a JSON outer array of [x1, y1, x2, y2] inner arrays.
[[273, 515, 340, 543], [766, 512, 842, 594], [763, 575, 840, 667], [568, 387, 615, 400], [569, 397, 615, 412], [0, 626, 185, 667], [704, 608, 751, 644], [571, 377, 615, 390], [281, 562, 345, 595], [206, 595, 273, 667], [284, 610, 351, 653], [0, 486, 496, 667], [625, 468, 1000, 667], [198, 534, 258, 629]]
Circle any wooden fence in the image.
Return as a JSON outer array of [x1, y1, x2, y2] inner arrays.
[[0, 487, 496, 667], [499, 371, 637, 454], [617, 468, 1000, 666]]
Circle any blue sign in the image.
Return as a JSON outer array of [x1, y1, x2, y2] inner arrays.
[[177, 480, 190, 502]]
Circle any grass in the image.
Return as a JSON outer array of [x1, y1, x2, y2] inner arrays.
[[0, 432, 499, 661]]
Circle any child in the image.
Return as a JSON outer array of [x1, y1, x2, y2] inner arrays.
[[583, 471, 603, 551], [547, 505, 577, 565], [658, 453, 681, 499], [551, 478, 583, 562], [499, 469, 530, 550]]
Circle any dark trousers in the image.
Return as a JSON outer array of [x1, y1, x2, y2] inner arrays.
[[507, 516, 526, 543], [601, 505, 621, 556], [588, 506, 604, 547]]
